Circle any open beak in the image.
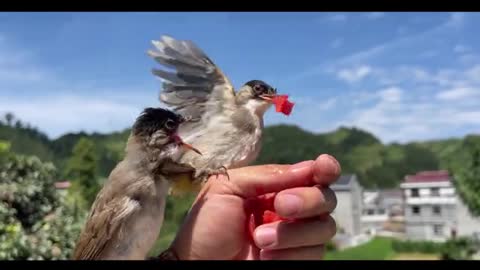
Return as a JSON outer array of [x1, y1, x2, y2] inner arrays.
[[172, 134, 202, 156], [260, 94, 276, 102]]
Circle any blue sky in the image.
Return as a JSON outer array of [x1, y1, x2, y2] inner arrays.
[[1, 12, 480, 143]]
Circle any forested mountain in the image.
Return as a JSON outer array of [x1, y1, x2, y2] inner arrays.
[[1, 113, 478, 188]]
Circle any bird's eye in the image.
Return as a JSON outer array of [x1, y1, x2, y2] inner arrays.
[[253, 85, 264, 93], [164, 119, 176, 130]]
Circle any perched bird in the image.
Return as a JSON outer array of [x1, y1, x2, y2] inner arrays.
[[147, 35, 289, 188], [72, 107, 201, 260]]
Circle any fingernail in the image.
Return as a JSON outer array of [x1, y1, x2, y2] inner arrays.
[[255, 227, 276, 248], [326, 155, 341, 175], [277, 194, 303, 216], [289, 160, 314, 173]]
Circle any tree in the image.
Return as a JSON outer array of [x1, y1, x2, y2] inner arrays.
[[4, 112, 14, 126], [0, 153, 86, 259], [14, 120, 23, 129], [64, 137, 100, 207], [453, 145, 480, 217]]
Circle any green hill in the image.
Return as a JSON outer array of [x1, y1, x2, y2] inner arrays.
[[1, 112, 478, 188]]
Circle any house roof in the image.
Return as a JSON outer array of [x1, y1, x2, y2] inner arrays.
[[404, 170, 451, 183], [54, 181, 71, 189], [331, 174, 357, 190]]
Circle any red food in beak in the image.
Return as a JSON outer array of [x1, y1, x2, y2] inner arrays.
[[272, 95, 294, 116], [261, 94, 294, 116], [172, 134, 202, 155]]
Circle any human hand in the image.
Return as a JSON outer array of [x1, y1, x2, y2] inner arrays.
[[168, 154, 340, 260]]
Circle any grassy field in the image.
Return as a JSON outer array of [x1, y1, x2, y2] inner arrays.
[[325, 237, 441, 260], [391, 253, 440, 260], [325, 237, 396, 260]]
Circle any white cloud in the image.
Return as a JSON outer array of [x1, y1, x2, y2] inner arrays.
[[0, 32, 159, 139], [348, 91, 448, 143], [0, 95, 145, 139], [289, 12, 470, 83], [330, 38, 343, 49], [337, 65, 372, 83], [378, 87, 402, 102], [0, 90, 162, 139], [365, 12, 385, 20], [436, 87, 479, 101]]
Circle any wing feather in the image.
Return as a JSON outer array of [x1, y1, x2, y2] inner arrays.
[[147, 35, 236, 129], [72, 191, 140, 260]]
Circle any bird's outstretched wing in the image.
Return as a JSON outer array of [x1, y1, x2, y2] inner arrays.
[[72, 188, 141, 260], [147, 35, 237, 132]]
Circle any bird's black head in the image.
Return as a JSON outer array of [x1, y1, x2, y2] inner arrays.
[[132, 107, 185, 138], [244, 80, 277, 100], [132, 108, 202, 155]]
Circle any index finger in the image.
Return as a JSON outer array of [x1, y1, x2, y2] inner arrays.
[[220, 154, 341, 198], [220, 160, 314, 198]]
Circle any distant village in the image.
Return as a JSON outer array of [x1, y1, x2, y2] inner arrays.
[[331, 170, 480, 249]]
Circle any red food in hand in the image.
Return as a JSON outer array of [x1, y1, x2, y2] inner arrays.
[[246, 194, 290, 242], [272, 95, 294, 116]]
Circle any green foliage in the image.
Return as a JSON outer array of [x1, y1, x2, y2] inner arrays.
[[451, 137, 480, 217], [0, 114, 449, 189], [64, 137, 100, 206], [392, 239, 444, 254], [0, 155, 59, 228], [392, 238, 478, 260], [325, 237, 395, 260], [0, 152, 86, 259], [256, 125, 439, 188], [440, 237, 478, 260], [0, 140, 10, 153], [0, 121, 54, 163], [325, 241, 337, 252]]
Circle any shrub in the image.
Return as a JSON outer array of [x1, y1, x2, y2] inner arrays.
[[0, 153, 86, 259], [392, 239, 444, 254]]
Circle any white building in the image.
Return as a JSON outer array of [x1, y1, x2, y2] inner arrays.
[[331, 174, 363, 237], [361, 189, 404, 235], [401, 170, 480, 242]]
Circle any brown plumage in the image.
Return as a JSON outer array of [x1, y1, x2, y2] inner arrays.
[[72, 108, 200, 260]]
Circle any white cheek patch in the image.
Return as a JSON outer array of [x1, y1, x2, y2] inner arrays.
[[244, 99, 272, 116]]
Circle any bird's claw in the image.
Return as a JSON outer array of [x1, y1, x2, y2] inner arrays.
[[203, 166, 230, 182]]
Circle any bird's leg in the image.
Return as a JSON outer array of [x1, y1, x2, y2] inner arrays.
[[201, 166, 230, 182]]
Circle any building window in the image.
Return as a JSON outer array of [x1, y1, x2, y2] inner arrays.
[[433, 224, 443, 236], [431, 187, 440, 197], [411, 188, 419, 197], [432, 205, 441, 215], [378, 208, 386, 215], [412, 206, 421, 215], [366, 209, 374, 215]]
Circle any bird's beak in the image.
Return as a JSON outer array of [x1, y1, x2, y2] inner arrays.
[[259, 94, 276, 102], [172, 134, 202, 155]]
